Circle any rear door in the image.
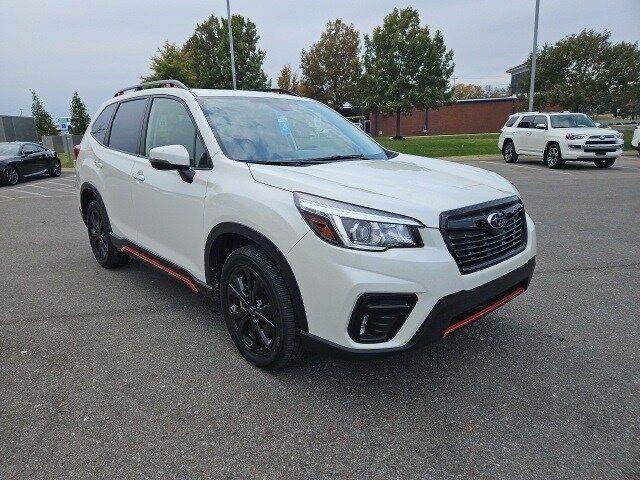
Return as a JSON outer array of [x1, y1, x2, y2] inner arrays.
[[100, 98, 149, 241], [131, 96, 209, 276], [516, 115, 535, 152], [529, 115, 548, 154]]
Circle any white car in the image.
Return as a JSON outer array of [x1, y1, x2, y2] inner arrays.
[[498, 112, 624, 169], [75, 80, 536, 368], [632, 124, 640, 154]]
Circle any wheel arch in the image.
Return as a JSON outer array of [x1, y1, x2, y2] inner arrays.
[[80, 182, 105, 226], [205, 222, 309, 332]]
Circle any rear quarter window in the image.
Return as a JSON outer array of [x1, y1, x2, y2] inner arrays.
[[90, 103, 117, 145]]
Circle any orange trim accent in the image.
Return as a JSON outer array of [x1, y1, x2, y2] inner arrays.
[[443, 286, 525, 337], [120, 246, 199, 293]]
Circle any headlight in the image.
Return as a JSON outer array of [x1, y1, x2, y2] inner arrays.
[[293, 192, 423, 251], [615, 132, 624, 139], [566, 133, 587, 140]]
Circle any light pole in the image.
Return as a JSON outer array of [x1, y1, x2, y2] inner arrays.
[[226, 0, 237, 90], [528, 0, 540, 111]]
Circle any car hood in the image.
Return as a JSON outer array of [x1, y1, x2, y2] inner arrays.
[[0, 155, 19, 166], [248, 154, 519, 227], [562, 127, 620, 136]]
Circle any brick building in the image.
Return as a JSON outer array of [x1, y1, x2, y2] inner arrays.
[[370, 96, 518, 137]]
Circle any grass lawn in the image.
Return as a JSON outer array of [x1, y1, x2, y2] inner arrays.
[[377, 131, 637, 158], [58, 152, 74, 168]]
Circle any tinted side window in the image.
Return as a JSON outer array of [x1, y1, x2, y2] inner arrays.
[[91, 103, 117, 145], [518, 115, 534, 128], [108, 99, 148, 154], [505, 116, 519, 127], [533, 115, 548, 128], [145, 97, 204, 167], [22, 144, 38, 154]]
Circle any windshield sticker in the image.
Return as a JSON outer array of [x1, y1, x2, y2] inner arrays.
[[276, 114, 292, 136]]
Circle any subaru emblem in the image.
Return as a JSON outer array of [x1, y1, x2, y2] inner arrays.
[[487, 211, 506, 229]]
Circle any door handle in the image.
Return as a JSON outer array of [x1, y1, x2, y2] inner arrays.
[[132, 171, 145, 182], [94, 159, 103, 168]]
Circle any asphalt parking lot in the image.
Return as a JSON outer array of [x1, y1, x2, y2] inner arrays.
[[1, 157, 639, 479]]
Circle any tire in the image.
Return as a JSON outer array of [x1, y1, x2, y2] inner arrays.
[[594, 158, 616, 168], [3, 165, 19, 186], [220, 245, 303, 369], [86, 200, 130, 269], [544, 143, 565, 169], [502, 140, 518, 163], [49, 158, 61, 177]]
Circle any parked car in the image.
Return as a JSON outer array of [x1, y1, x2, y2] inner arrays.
[[76, 80, 537, 369], [0, 142, 61, 186], [632, 125, 640, 155], [499, 112, 624, 169]]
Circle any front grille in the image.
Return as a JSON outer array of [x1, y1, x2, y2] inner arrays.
[[586, 135, 616, 145], [440, 197, 527, 274]]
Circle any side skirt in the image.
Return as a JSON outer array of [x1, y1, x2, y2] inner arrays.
[[110, 234, 214, 299]]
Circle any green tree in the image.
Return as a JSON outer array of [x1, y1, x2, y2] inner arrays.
[[143, 41, 197, 86], [277, 64, 300, 94], [363, 8, 454, 138], [69, 92, 91, 135], [299, 19, 361, 109], [453, 83, 485, 100], [185, 14, 269, 89], [520, 30, 640, 113], [31, 90, 57, 138]]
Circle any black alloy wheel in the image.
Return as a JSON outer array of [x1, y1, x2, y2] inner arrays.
[[49, 159, 62, 177], [86, 200, 129, 268], [4, 165, 19, 186], [221, 245, 303, 368], [227, 265, 277, 355]]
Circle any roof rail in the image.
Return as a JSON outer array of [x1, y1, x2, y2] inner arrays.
[[251, 88, 299, 97], [114, 79, 189, 97]]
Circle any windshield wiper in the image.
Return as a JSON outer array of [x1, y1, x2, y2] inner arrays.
[[245, 154, 370, 167], [308, 154, 369, 162]]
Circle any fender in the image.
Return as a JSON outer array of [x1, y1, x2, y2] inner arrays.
[[205, 222, 309, 332], [79, 182, 106, 225]]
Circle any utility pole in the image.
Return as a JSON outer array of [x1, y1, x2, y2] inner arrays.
[[226, 0, 237, 90], [528, 0, 540, 111]]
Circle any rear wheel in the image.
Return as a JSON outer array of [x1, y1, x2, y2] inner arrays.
[[3, 165, 19, 186], [49, 159, 61, 177], [502, 140, 518, 163], [594, 158, 616, 168], [220, 245, 303, 369], [544, 143, 565, 169], [86, 200, 129, 268]]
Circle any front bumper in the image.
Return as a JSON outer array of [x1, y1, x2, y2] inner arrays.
[[563, 143, 623, 160], [287, 213, 537, 351]]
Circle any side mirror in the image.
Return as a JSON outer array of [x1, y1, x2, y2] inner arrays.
[[149, 145, 194, 183], [594, 122, 601, 127], [535, 123, 547, 130]]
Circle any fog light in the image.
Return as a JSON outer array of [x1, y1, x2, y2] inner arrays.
[[348, 293, 418, 343]]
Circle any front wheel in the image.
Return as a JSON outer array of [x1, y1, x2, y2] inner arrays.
[[502, 141, 518, 163], [544, 144, 565, 169], [49, 159, 61, 177], [594, 158, 616, 168], [220, 245, 303, 369], [3, 165, 19, 186]]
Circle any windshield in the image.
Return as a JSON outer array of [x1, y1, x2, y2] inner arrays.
[[550, 114, 596, 128], [198, 96, 387, 163], [0, 143, 21, 156]]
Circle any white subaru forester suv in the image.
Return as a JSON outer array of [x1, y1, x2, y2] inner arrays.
[[75, 80, 536, 368], [498, 112, 624, 169]]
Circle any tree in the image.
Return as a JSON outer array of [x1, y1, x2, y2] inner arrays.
[[184, 14, 269, 89], [363, 8, 454, 138], [453, 83, 485, 100], [31, 91, 57, 138], [483, 85, 510, 98], [520, 30, 640, 113], [69, 92, 91, 135], [299, 19, 361, 109], [277, 65, 300, 94], [143, 41, 196, 86]]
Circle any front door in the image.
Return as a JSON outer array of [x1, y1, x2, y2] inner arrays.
[[131, 96, 209, 279], [19, 144, 44, 176]]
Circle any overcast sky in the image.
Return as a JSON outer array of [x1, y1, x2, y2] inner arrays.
[[1, 0, 638, 119]]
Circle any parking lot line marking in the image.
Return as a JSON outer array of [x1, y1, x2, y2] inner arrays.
[[46, 180, 77, 188], [0, 192, 16, 200], [9, 189, 46, 196], [479, 161, 572, 175]]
